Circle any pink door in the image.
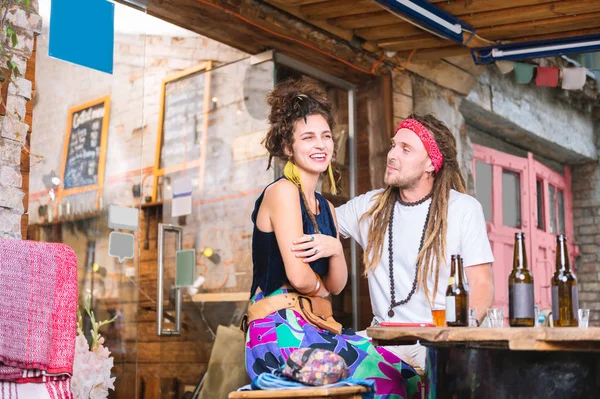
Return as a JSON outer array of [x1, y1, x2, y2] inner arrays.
[[530, 154, 579, 309], [472, 145, 578, 315]]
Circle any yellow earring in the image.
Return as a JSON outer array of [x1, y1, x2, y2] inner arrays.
[[284, 161, 302, 188], [328, 163, 337, 195]]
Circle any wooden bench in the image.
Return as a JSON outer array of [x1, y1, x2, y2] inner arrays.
[[228, 385, 369, 399]]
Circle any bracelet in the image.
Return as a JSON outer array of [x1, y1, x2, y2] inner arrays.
[[302, 273, 322, 297]]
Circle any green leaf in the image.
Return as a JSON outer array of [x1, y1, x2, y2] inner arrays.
[[9, 61, 20, 76], [6, 27, 14, 37], [11, 33, 18, 48]]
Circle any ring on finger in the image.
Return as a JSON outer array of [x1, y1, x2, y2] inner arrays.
[[314, 249, 318, 254], [310, 235, 315, 241]]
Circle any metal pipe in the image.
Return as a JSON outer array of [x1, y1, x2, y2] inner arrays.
[[157, 224, 165, 336], [348, 89, 359, 331], [157, 223, 183, 336], [174, 228, 183, 333]]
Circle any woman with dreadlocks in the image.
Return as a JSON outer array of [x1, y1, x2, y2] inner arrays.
[[301, 114, 495, 370], [244, 78, 422, 398]]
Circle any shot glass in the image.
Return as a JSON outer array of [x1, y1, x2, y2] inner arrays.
[[486, 308, 504, 328], [578, 308, 590, 328], [468, 308, 478, 327]]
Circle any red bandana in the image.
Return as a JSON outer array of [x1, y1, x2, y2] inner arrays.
[[396, 119, 444, 173]]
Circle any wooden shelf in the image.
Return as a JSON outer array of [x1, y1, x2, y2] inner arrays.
[[190, 292, 250, 303], [141, 200, 164, 209], [142, 292, 251, 312], [31, 210, 105, 227]]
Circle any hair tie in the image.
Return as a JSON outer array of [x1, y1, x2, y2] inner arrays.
[[292, 94, 310, 124]]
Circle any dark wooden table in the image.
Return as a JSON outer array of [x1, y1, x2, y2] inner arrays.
[[367, 327, 600, 398]]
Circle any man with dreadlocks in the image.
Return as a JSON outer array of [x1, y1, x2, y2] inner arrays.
[[303, 114, 495, 369], [244, 78, 422, 398]]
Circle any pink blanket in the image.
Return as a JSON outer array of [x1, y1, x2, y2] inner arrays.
[[0, 239, 78, 398]]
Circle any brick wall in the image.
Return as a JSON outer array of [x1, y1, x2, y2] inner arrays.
[[0, 0, 41, 239], [392, 70, 413, 128], [572, 120, 600, 326]]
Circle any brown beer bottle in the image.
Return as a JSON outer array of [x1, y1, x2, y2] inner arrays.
[[446, 254, 469, 326], [458, 255, 469, 293], [508, 232, 535, 327], [551, 235, 579, 327]]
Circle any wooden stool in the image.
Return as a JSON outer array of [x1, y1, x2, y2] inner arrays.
[[228, 385, 368, 399]]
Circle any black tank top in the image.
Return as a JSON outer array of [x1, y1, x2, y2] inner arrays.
[[249, 177, 337, 297]]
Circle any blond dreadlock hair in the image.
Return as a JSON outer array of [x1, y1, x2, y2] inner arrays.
[[360, 113, 467, 306]]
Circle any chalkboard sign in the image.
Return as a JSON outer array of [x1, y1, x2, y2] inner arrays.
[[60, 96, 110, 195], [153, 62, 211, 201]]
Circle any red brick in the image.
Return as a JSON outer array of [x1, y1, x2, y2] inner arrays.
[[582, 282, 600, 292], [574, 216, 595, 226], [579, 292, 600, 302], [577, 253, 597, 264], [577, 263, 600, 273], [580, 225, 600, 235], [580, 244, 600, 254], [577, 272, 599, 284], [575, 234, 596, 244]]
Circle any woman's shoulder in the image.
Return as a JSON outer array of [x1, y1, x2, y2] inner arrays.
[[263, 178, 300, 204], [253, 179, 301, 224], [322, 197, 336, 215]]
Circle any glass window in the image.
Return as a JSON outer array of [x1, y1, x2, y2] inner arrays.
[[536, 179, 544, 230], [502, 170, 521, 228], [549, 185, 557, 234], [557, 189, 565, 235], [475, 161, 493, 222]]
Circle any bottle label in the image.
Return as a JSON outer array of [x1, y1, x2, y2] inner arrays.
[[572, 285, 579, 320], [551, 286, 559, 321], [445, 296, 456, 322], [447, 277, 455, 285], [513, 283, 534, 319]]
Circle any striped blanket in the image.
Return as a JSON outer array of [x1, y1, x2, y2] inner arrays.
[[0, 239, 78, 399]]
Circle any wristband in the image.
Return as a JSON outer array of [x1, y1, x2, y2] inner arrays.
[[302, 273, 322, 297]]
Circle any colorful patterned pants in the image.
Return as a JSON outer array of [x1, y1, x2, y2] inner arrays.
[[245, 289, 422, 399]]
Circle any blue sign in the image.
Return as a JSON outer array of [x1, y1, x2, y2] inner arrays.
[[49, 0, 114, 74]]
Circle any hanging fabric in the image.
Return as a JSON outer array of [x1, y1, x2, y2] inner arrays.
[[562, 67, 587, 90], [514, 62, 535, 84], [535, 66, 559, 87], [593, 70, 600, 92], [496, 60, 514, 74]]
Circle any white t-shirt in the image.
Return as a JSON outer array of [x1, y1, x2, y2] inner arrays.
[[336, 189, 495, 324]]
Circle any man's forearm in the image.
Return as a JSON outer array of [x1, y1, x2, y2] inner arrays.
[[470, 280, 494, 323], [323, 253, 348, 295], [465, 264, 495, 324]]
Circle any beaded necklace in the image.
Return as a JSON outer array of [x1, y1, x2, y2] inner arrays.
[[387, 190, 433, 318]]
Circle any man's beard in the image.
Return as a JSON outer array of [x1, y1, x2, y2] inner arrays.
[[385, 168, 422, 189]]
